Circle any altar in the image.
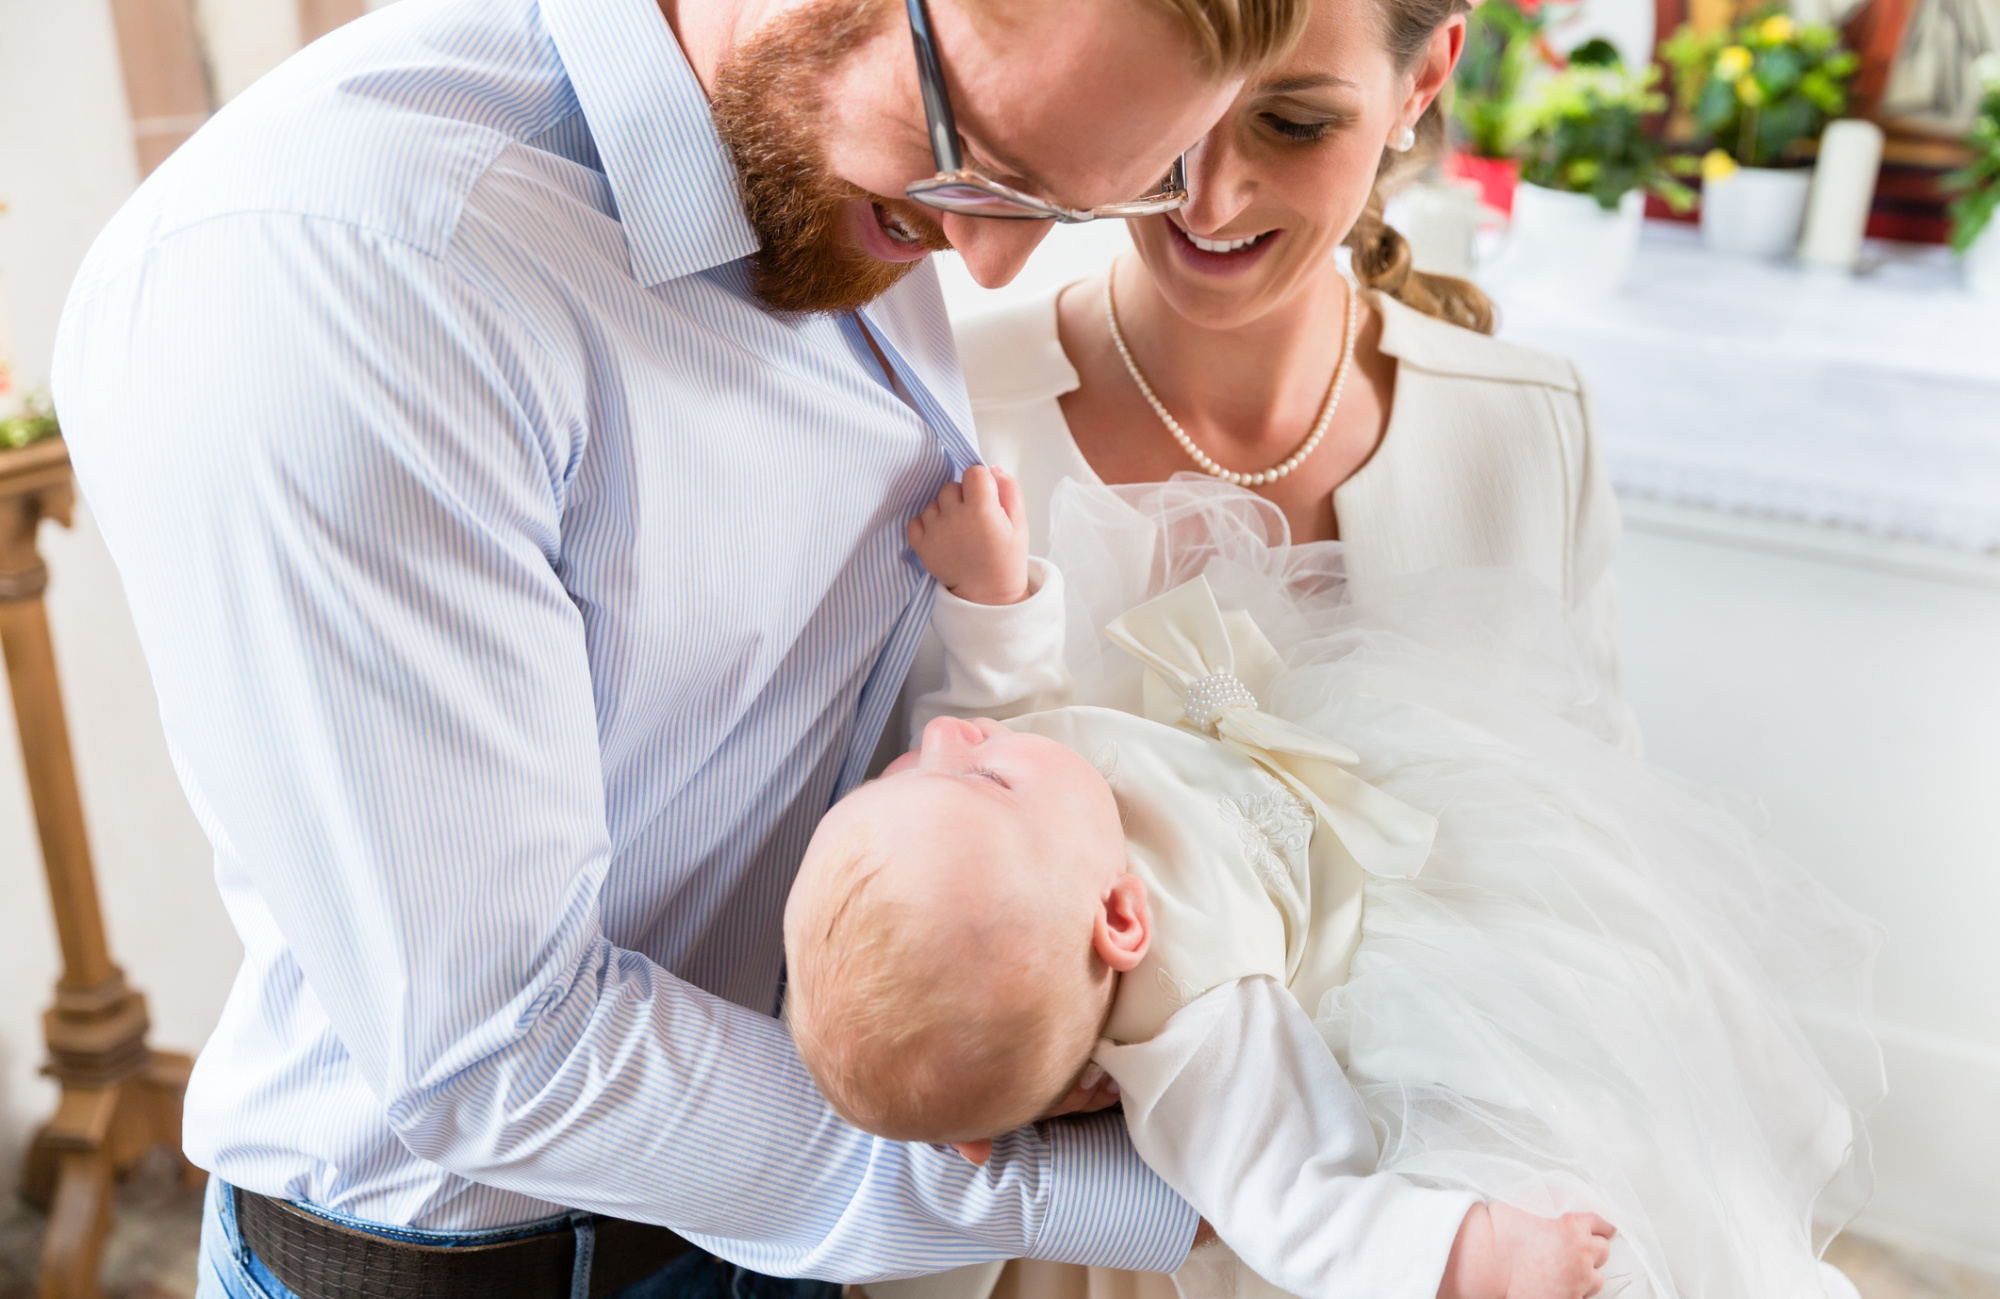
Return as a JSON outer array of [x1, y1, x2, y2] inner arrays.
[[1488, 221, 2000, 553]]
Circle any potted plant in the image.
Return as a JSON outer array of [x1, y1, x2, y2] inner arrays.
[[1, 393, 61, 450], [0, 340, 60, 452], [1663, 10, 1859, 257], [1449, 0, 1561, 215], [1946, 53, 2000, 297], [1501, 46, 1697, 298]]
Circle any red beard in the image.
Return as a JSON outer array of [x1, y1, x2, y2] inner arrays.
[[709, 0, 952, 315]]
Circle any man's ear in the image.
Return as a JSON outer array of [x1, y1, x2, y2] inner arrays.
[[1092, 872, 1150, 973]]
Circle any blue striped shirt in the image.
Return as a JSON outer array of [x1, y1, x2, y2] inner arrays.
[[50, 0, 1194, 1276]]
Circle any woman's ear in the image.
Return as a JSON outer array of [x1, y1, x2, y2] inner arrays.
[[1092, 872, 1151, 973], [1404, 14, 1468, 125]]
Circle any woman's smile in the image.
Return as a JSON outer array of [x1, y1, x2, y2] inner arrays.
[[1166, 220, 1284, 278]]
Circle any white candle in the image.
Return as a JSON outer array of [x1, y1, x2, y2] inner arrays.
[[1799, 119, 1885, 270]]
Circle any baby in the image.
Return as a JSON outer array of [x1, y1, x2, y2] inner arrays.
[[784, 468, 1614, 1299]]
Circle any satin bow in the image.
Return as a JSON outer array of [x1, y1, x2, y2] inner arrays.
[[1102, 576, 1436, 879]]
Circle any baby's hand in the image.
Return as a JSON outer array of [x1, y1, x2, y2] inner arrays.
[[1437, 1202, 1614, 1299], [907, 465, 1030, 606], [1040, 1061, 1123, 1119]]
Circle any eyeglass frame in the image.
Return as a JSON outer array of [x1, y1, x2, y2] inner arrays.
[[900, 0, 1189, 224]]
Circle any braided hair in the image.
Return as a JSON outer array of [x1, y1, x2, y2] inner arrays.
[[1342, 4, 1496, 335]]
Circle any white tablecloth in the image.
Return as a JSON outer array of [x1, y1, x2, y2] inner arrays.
[[1490, 223, 2000, 552]]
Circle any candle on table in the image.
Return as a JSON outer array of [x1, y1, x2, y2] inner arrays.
[[1799, 120, 1885, 271]]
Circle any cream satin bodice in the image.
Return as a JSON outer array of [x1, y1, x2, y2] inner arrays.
[[1009, 577, 1436, 1045]]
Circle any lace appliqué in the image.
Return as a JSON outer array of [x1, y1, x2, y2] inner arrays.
[[1092, 745, 1130, 829], [1221, 779, 1313, 890], [1091, 744, 1120, 791], [1157, 966, 1204, 1009]]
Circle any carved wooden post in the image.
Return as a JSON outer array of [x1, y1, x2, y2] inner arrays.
[[5, 440, 194, 1299]]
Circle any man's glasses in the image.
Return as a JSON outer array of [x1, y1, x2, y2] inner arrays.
[[900, 0, 1189, 223]]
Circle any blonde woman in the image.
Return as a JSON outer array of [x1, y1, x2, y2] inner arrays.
[[955, 0, 1638, 752], [876, 0, 1880, 1295]]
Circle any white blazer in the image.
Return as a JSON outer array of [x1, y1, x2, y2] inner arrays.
[[944, 284, 1638, 752]]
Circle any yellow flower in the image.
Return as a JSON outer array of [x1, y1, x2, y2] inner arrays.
[[1756, 14, 1797, 43], [1715, 45, 1753, 80], [1736, 76, 1766, 105], [1702, 148, 1740, 183]]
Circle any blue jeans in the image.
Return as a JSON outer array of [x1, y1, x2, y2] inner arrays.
[[197, 1177, 846, 1299]]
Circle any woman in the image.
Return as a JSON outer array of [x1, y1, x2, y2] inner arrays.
[[950, 0, 1637, 752], [882, 0, 1877, 1295]]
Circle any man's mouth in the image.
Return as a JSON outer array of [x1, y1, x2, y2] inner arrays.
[[851, 199, 943, 265], [875, 202, 922, 246]]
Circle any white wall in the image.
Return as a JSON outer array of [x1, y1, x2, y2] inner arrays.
[[0, 0, 241, 1200], [1615, 502, 2000, 1270]]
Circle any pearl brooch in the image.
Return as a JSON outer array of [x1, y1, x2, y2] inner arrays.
[[1180, 670, 1258, 732]]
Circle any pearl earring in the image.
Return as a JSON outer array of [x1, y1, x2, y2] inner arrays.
[[1393, 126, 1417, 152]]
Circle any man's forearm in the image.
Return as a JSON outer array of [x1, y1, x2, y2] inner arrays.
[[381, 937, 1193, 1280]]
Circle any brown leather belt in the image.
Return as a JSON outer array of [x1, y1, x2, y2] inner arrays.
[[235, 1185, 694, 1299]]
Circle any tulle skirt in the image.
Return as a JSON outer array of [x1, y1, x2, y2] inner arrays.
[[1043, 477, 1884, 1299]]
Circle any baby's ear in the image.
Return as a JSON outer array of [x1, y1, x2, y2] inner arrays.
[[1093, 872, 1150, 972]]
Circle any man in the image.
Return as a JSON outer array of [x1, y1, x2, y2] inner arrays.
[[52, 0, 1304, 1295]]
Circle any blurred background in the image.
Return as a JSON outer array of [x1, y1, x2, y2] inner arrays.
[[0, 0, 1994, 1293]]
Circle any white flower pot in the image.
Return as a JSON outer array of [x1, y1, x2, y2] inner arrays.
[[1965, 217, 2000, 300], [1503, 182, 1646, 302], [1700, 165, 1813, 258]]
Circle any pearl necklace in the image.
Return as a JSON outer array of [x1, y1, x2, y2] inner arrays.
[[1104, 259, 1358, 487]]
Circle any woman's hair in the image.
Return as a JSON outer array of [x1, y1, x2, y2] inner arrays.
[[971, 0, 1313, 78], [1143, 0, 1316, 75], [1343, 0, 1497, 335]]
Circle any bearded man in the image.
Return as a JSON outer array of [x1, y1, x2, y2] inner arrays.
[[52, 0, 1305, 1295]]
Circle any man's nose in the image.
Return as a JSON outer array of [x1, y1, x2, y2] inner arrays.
[[941, 216, 1056, 288], [1178, 135, 1254, 236]]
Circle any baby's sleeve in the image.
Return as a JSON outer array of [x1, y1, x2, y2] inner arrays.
[[1093, 977, 1476, 1299], [909, 557, 1073, 740]]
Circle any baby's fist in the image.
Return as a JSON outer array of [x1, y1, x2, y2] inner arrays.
[[1439, 1202, 1614, 1299], [907, 466, 1030, 606]]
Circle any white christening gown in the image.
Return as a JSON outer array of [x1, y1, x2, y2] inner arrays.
[[900, 477, 1882, 1299]]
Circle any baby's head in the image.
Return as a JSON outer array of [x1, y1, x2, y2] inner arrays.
[[785, 716, 1148, 1150]]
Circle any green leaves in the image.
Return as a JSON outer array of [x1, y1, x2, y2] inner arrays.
[[1662, 8, 1858, 167], [1453, 0, 1554, 158], [1944, 64, 2000, 251], [1512, 62, 1689, 211], [0, 395, 59, 451], [1568, 38, 1622, 68]]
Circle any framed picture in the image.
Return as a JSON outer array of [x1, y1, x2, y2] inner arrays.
[[1867, 0, 2000, 131]]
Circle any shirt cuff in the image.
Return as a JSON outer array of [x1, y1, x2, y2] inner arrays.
[[1029, 1110, 1199, 1273], [1366, 1184, 1480, 1299], [927, 556, 1063, 647]]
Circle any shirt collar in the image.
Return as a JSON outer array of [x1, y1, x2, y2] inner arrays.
[[539, 0, 759, 286]]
